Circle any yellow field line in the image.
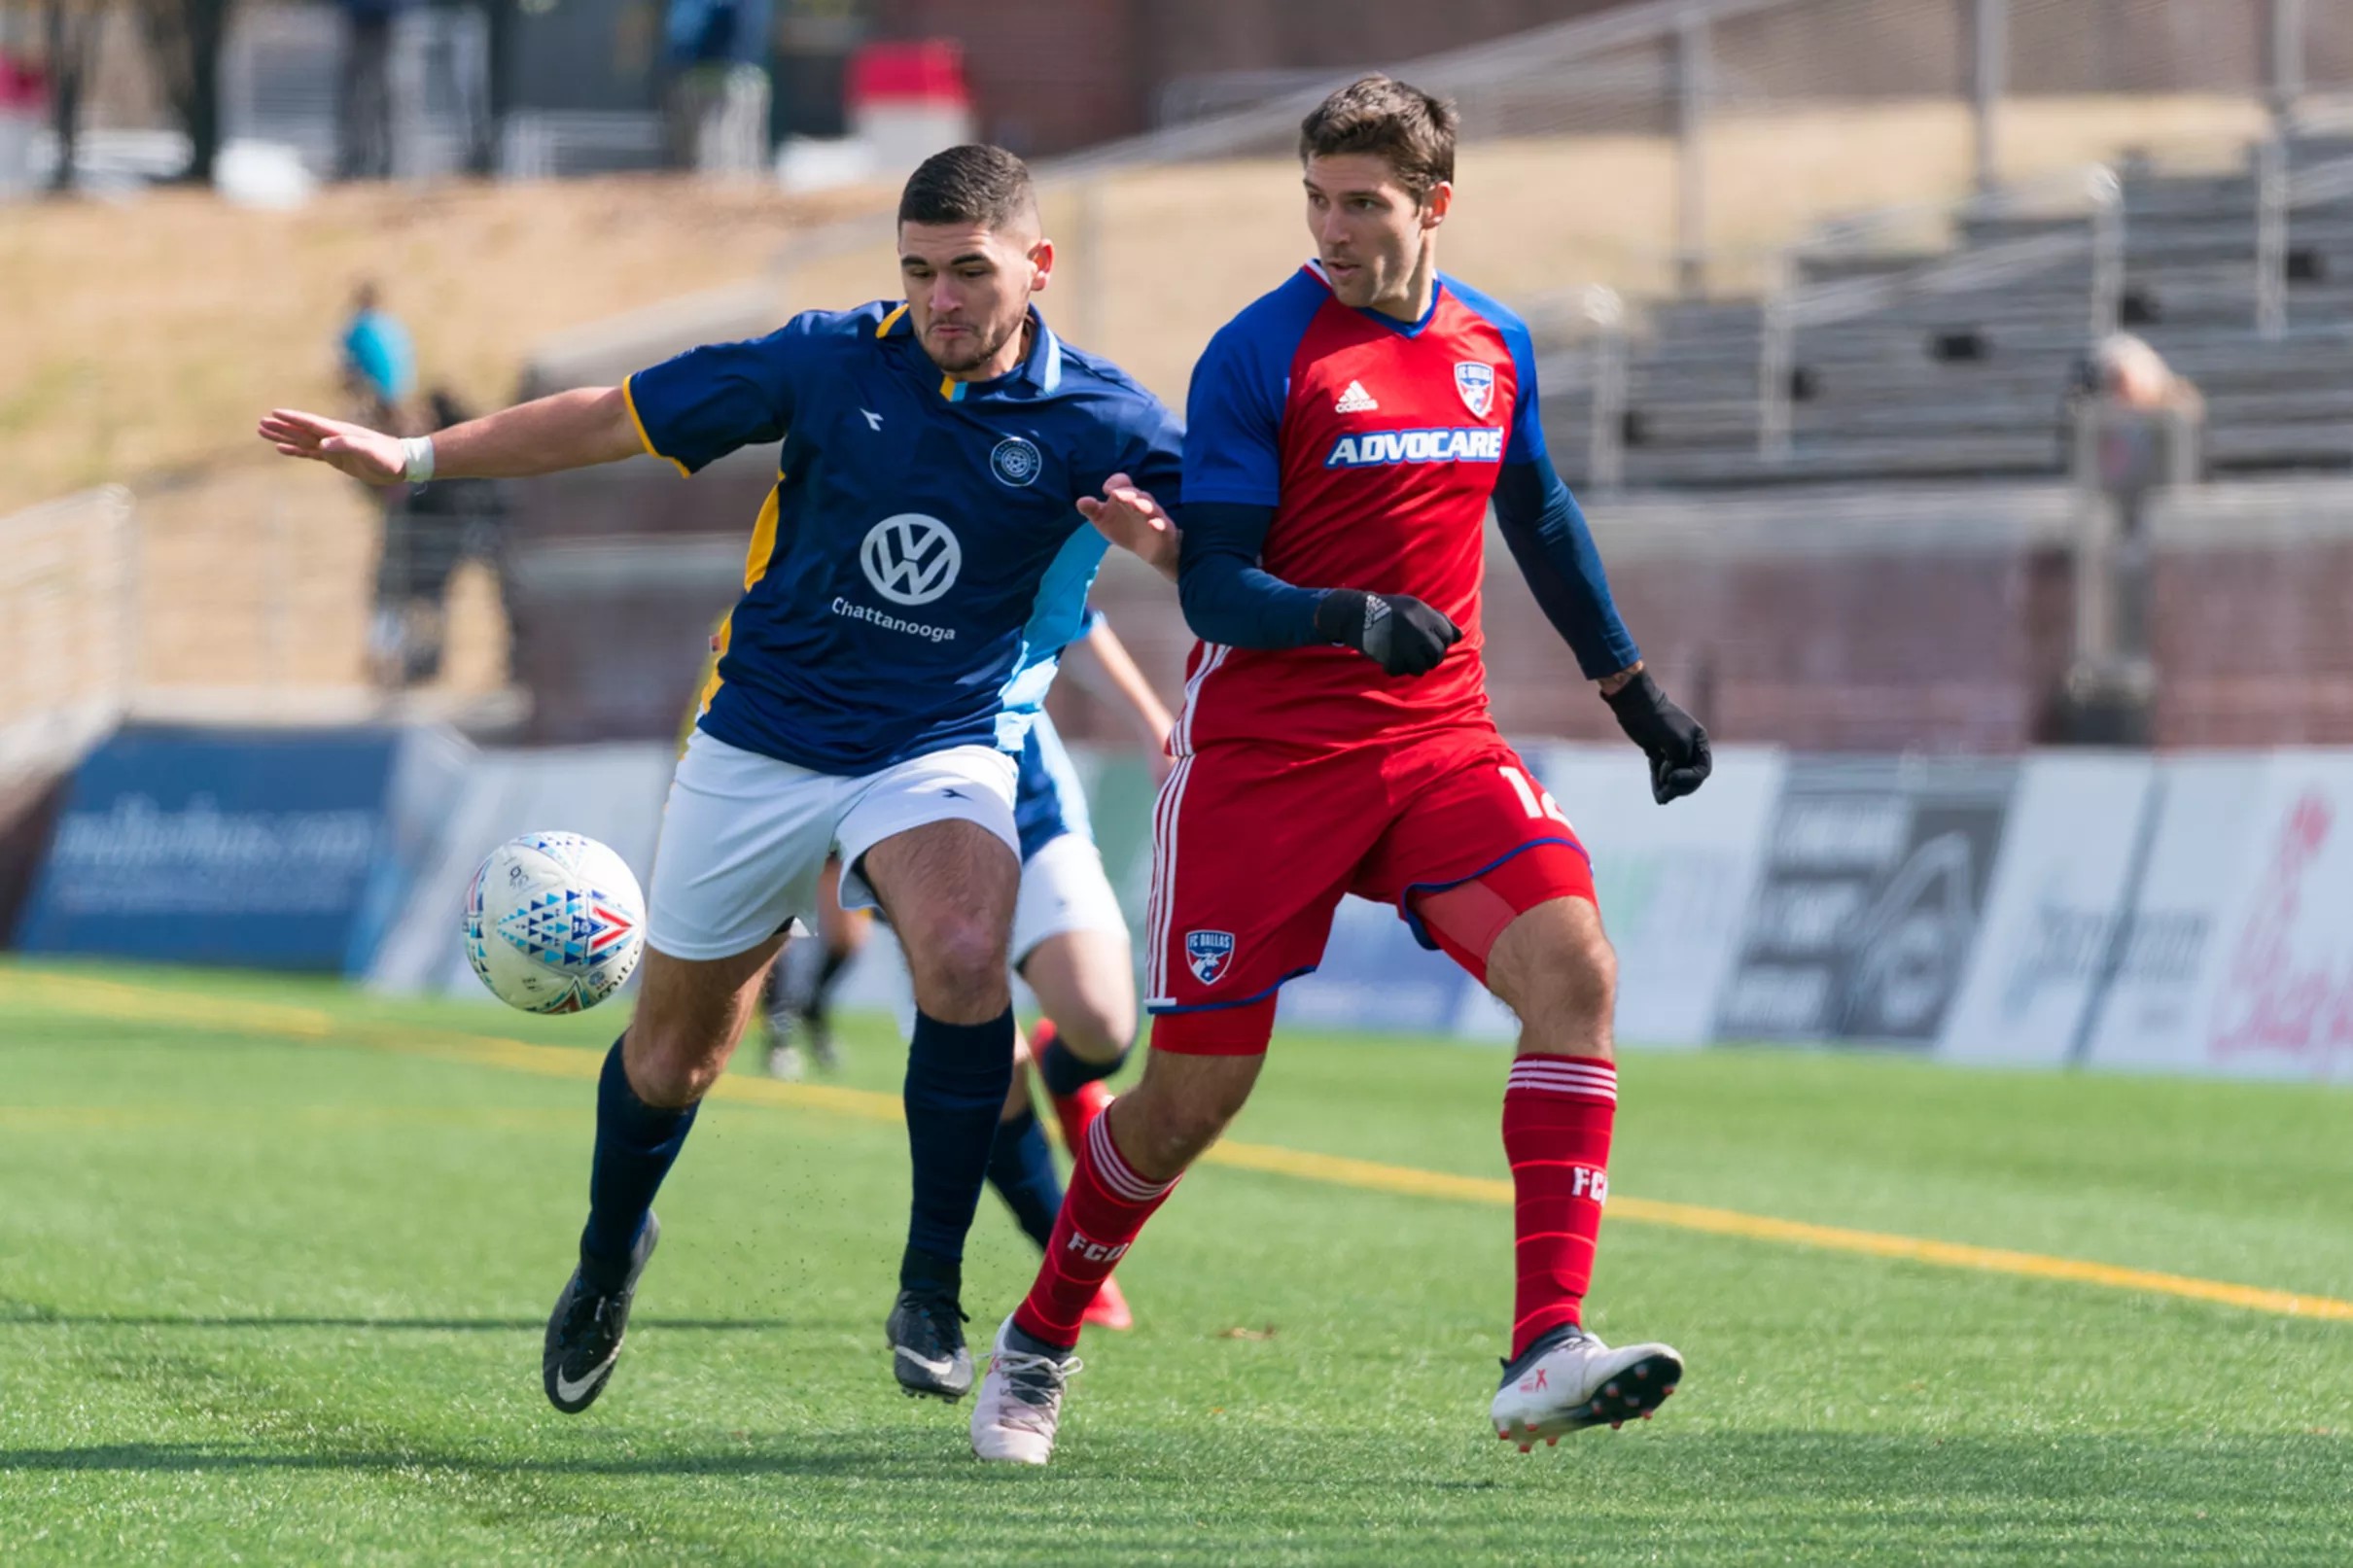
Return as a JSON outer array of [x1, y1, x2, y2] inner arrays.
[[8, 969, 2351, 1324]]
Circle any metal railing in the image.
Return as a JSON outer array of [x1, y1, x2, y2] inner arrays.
[[0, 488, 137, 758], [1756, 165, 2125, 460], [2257, 140, 2353, 337]]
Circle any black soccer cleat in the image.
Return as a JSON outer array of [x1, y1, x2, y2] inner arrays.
[[543, 1211, 660, 1414], [886, 1283, 974, 1401]]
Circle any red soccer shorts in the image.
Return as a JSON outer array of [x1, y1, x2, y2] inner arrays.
[[1144, 724, 1595, 1054]]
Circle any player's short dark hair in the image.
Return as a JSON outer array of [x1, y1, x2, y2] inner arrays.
[[897, 144, 1038, 231], [1298, 75, 1457, 201]]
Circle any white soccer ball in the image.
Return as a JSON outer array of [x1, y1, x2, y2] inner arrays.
[[463, 831, 646, 1014]]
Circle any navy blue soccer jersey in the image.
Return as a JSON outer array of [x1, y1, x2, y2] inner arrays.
[[627, 301, 1182, 775]]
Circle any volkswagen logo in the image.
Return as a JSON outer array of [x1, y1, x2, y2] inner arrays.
[[860, 513, 963, 607]]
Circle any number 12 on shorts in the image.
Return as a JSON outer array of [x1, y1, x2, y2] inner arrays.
[[1498, 765, 1572, 827]]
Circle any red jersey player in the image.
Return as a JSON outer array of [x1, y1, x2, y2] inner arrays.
[[971, 76, 1712, 1465]]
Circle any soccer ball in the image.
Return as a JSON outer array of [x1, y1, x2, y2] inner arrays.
[[463, 831, 646, 1014]]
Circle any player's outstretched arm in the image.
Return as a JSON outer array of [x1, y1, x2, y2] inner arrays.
[[1493, 454, 1710, 802], [258, 388, 644, 487]]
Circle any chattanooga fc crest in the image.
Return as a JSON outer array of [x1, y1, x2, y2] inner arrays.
[[991, 436, 1042, 487], [1186, 929, 1236, 985], [1455, 362, 1495, 418]]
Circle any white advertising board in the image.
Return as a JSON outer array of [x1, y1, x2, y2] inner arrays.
[[1937, 753, 2158, 1068], [369, 743, 675, 999], [2086, 751, 2353, 1082]]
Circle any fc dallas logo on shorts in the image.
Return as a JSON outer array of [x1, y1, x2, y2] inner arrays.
[[1185, 929, 1236, 985]]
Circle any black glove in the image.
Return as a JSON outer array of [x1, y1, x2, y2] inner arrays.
[[1314, 589, 1461, 679], [1603, 669, 1712, 804]]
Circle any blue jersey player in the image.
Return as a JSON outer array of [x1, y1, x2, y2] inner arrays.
[[260, 145, 1183, 1411]]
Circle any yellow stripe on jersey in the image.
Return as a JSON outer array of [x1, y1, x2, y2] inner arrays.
[[875, 302, 909, 337], [938, 373, 966, 401], [619, 373, 692, 478], [694, 477, 786, 721]]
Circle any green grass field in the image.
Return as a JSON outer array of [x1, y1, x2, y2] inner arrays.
[[4, 958, 2350, 1565]]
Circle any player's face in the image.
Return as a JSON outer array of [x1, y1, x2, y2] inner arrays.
[[1303, 154, 1451, 317], [899, 221, 1053, 379]]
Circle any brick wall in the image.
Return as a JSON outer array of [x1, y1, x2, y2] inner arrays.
[[502, 461, 2353, 752], [871, 0, 1625, 154]]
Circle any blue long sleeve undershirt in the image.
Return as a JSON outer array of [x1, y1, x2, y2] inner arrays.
[[1173, 453, 1640, 679]]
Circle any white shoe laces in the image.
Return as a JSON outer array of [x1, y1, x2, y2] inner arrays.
[[992, 1348, 1082, 1435]]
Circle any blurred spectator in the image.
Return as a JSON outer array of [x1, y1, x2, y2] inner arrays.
[[2065, 331, 2204, 499], [369, 389, 513, 689], [340, 280, 416, 432], [336, 0, 410, 179], [662, 0, 772, 172], [2054, 332, 2204, 744]]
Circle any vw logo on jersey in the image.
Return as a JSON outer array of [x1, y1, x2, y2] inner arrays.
[[1455, 362, 1496, 418], [1185, 929, 1236, 986], [860, 513, 963, 607], [990, 436, 1042, 488]]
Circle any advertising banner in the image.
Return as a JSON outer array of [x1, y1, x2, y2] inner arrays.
[[15, 725, 460, 973], [1936, 753, 2158, 1068], [368, 743, 675, 999], [1508, 744, 1787, 1048], [1717, 757, 2016, 1045], [2084, 752, 2353, 1082]]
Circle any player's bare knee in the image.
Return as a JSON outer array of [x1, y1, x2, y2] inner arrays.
[[622, 1023, 733, 1108], [1490, 904, 1615, 1045], [907, 914, 1011, 1021], [1055, 1004, 1136, 1063]]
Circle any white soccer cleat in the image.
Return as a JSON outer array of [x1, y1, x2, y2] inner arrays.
[[969, 1315, 1082, 1466], [1490, 1323, 1682, 1451]]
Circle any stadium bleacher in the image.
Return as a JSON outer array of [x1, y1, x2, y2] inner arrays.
[[1544, 122, 2353, 489]]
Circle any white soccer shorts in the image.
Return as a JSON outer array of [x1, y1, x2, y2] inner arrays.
[[1011, 830, 1129, 965], [645, 729, 1019, 962]]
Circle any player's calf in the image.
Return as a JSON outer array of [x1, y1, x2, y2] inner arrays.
[[1101, 1047, 1262, 1183]]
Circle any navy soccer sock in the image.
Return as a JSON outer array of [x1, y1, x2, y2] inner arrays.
[[900, 1007, 1017, 1289], [579, 1038, 697, 1292], [986, 1104, 1064, 1252], [1036, 1023, 1126, 1099]]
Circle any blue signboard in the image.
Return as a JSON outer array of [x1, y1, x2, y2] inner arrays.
[[15, 727, 408, 973]]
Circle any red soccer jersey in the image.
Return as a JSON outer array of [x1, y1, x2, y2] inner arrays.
[[1176, 261, 1549, 751]]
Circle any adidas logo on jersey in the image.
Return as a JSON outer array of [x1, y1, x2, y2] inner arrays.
[[1334, 380, 1380, 413], [1325, 428, 1506, 469]]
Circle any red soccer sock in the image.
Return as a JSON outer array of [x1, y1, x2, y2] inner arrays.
[[1503, 1054, 1617, 1360], [1013, 1110, 1178, 1348]]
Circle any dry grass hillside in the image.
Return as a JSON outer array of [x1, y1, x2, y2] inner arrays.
[[1, 176, 893, 514]]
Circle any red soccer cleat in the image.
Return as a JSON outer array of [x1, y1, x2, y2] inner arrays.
[[1081, 1274, 1134, 1332], [1050, 1077, 1112, 1156]]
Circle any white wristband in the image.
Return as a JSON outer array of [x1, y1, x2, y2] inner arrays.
[[401, 436, 437, 484]]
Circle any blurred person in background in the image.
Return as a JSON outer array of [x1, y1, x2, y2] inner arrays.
[[661, 0, 770, 171], [2064, 332, 2204, 676], [371, 389, 513, 688], [340, 281, 416, 432], [336, 0, 408, 180]]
